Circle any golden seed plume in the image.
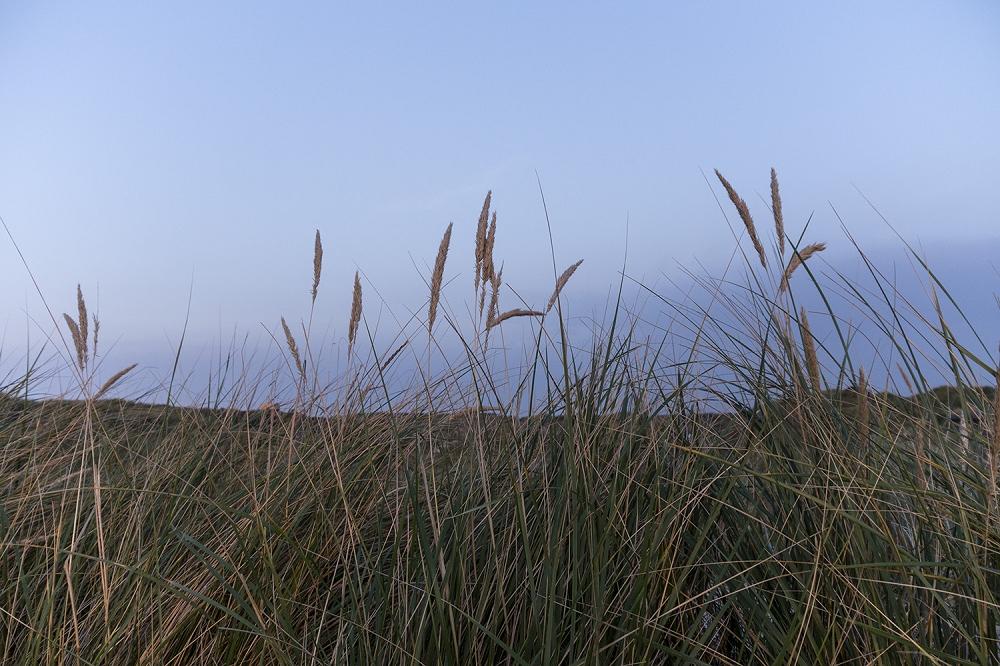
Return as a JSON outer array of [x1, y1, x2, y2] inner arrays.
[[771, 168, 784, 257], [487, 308, 543, 330], [348, 271, 362, 354], [474, 191, 491, 292], [487, 267, 502, 326], [799, 307, 821, 391], [93, 363, 137, 401], [63, 313, 85, 371], [483, 212, 497, 282], [312, 230, 323, 304], [483, 267, 503, 348], [715, 169, 767, 268], [428, 222, 453, 334], [77, 285, 88, 367], [779, 242, 827, 293], [280, 316, 304, 379], [546, 259, 583, 313], [479, 213, 497, 316]]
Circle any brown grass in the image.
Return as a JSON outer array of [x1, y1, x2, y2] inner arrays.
[[855, 367, 869, 450]]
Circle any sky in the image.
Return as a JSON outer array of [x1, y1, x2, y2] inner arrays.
[[1, 1, 999, 398]]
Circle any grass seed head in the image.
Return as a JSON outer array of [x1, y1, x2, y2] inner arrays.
[[546, 259, 583, 313], [715, 169, 767, 269], [428, 222, 453, 334], [779, 242, 827, 294], [771, 167, 785, 257], [281, 316, 304, 379], [348, 271, 362, 354], [312, 230, 323, 304], [475, 191, 491, 292], [487, 308, 543, 330], [93, 363, 138, 400]]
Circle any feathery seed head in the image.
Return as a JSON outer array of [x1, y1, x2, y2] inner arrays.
[[281, 316, 304, 379], [474, 191, 491, 292], [428, 222, 453, 334], [546, 259, 583, 313], [771, 168, 785, 257], [312, 230, 323, 303], [779, 242, 827, 294], [715, 169, 767, 269], [486, 308, 543, 330], [348, 271, 362, 354]]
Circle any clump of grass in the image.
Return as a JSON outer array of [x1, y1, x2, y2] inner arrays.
[[3, 174, 1000, 665]]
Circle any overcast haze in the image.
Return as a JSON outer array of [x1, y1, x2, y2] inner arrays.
[[1, 2, 999, 394]]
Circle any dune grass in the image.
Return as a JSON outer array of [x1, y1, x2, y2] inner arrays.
[[1, 173, 999, 664]]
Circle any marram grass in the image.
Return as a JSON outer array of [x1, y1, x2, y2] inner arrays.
[[1, 173, 999, 665]]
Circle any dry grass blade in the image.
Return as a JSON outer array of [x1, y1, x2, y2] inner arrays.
[[280, 316, 304, 379], [991, 361, 1000, 512], [474, 191, 491, 292], [428, 222, 453, 334], [546, 259, 583, 313], [486, 308, 543, 330], [771, 168, 784, 257], [779, 242, 827, 293], [348, 271, 362, 354], [856, 367, 869, 450], [312, 230, 323, 304], [715, 169, 767, 268], [93, 363, 138, 400], [799, 307, 821, 391]]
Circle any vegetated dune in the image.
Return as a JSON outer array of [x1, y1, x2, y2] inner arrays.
[[2, 174, 999, 664]]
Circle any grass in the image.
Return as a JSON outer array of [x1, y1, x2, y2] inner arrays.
[[1, 171, 999, 664]]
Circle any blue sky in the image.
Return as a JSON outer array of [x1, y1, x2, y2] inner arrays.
[[1, 2, 999, 395]]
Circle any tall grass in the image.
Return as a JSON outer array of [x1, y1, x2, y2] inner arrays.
[[1, 171, 999, 664]]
